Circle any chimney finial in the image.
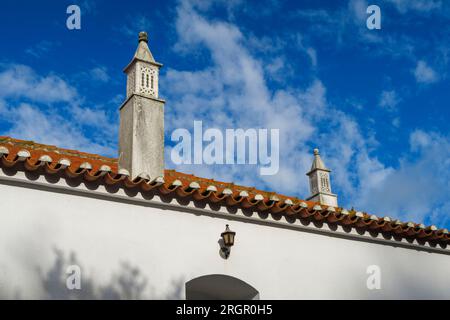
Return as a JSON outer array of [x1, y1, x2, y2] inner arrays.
[[138, 31, 148, 43]]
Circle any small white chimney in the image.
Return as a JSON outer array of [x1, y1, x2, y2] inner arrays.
[[118, 32, 165, 180], [306, 148, 338, 207]]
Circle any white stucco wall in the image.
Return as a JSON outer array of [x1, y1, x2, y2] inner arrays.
[[0, 173, 449, 299]]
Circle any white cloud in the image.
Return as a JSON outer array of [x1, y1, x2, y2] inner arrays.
[[73, 65, 111, 87], [306, 48, 317, 67], [348, 0, 368, 23], [89, 67, 110, 83], [163, 1, 321, 196], [378, 90, 400, 111], [355, 130, 450, 224], [71, 105, 110, 128], [294, 35, 319, 68], [78, 0, 97, 14], [386, 0, 442, 14], [0, 64, 78, 104], [163, 0, 393, 205], [413, 60, 439, 84], [26, 41, 56, 58], [392, 117, 400, 128], [0, 64, 116, 156], [2, 103, 115, 155]]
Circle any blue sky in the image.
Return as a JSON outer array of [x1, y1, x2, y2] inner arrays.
[[0, 0, 449, 228]]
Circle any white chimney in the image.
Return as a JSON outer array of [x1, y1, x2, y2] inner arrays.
[[306, 148, 338, 207], [118, 32, 165, 180]]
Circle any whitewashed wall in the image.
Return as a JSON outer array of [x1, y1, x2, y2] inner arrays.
[[0, 173, 449, 299]]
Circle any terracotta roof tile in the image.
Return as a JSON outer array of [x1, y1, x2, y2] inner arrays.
[[0, 136, 448, 247]]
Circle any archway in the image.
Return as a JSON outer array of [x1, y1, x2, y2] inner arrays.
[[185, 274, 259, 300]]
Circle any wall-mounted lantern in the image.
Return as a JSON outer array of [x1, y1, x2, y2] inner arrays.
[[220, 224, 236, 259]]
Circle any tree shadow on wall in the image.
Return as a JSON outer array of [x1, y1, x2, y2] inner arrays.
[[37, 248, 184, 300]]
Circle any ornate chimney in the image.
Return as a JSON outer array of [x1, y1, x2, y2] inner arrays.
[[306, 149, 338, 207], [118, 32, 165, 180]]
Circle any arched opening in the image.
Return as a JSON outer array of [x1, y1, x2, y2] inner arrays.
[[185, 274, 259, 300]]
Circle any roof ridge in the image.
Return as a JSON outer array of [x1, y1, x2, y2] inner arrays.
[[0, 136, 115, 162]]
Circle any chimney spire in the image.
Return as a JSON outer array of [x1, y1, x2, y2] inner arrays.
[[118, 32, 165, 180], [306, 148, 338, 207]]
